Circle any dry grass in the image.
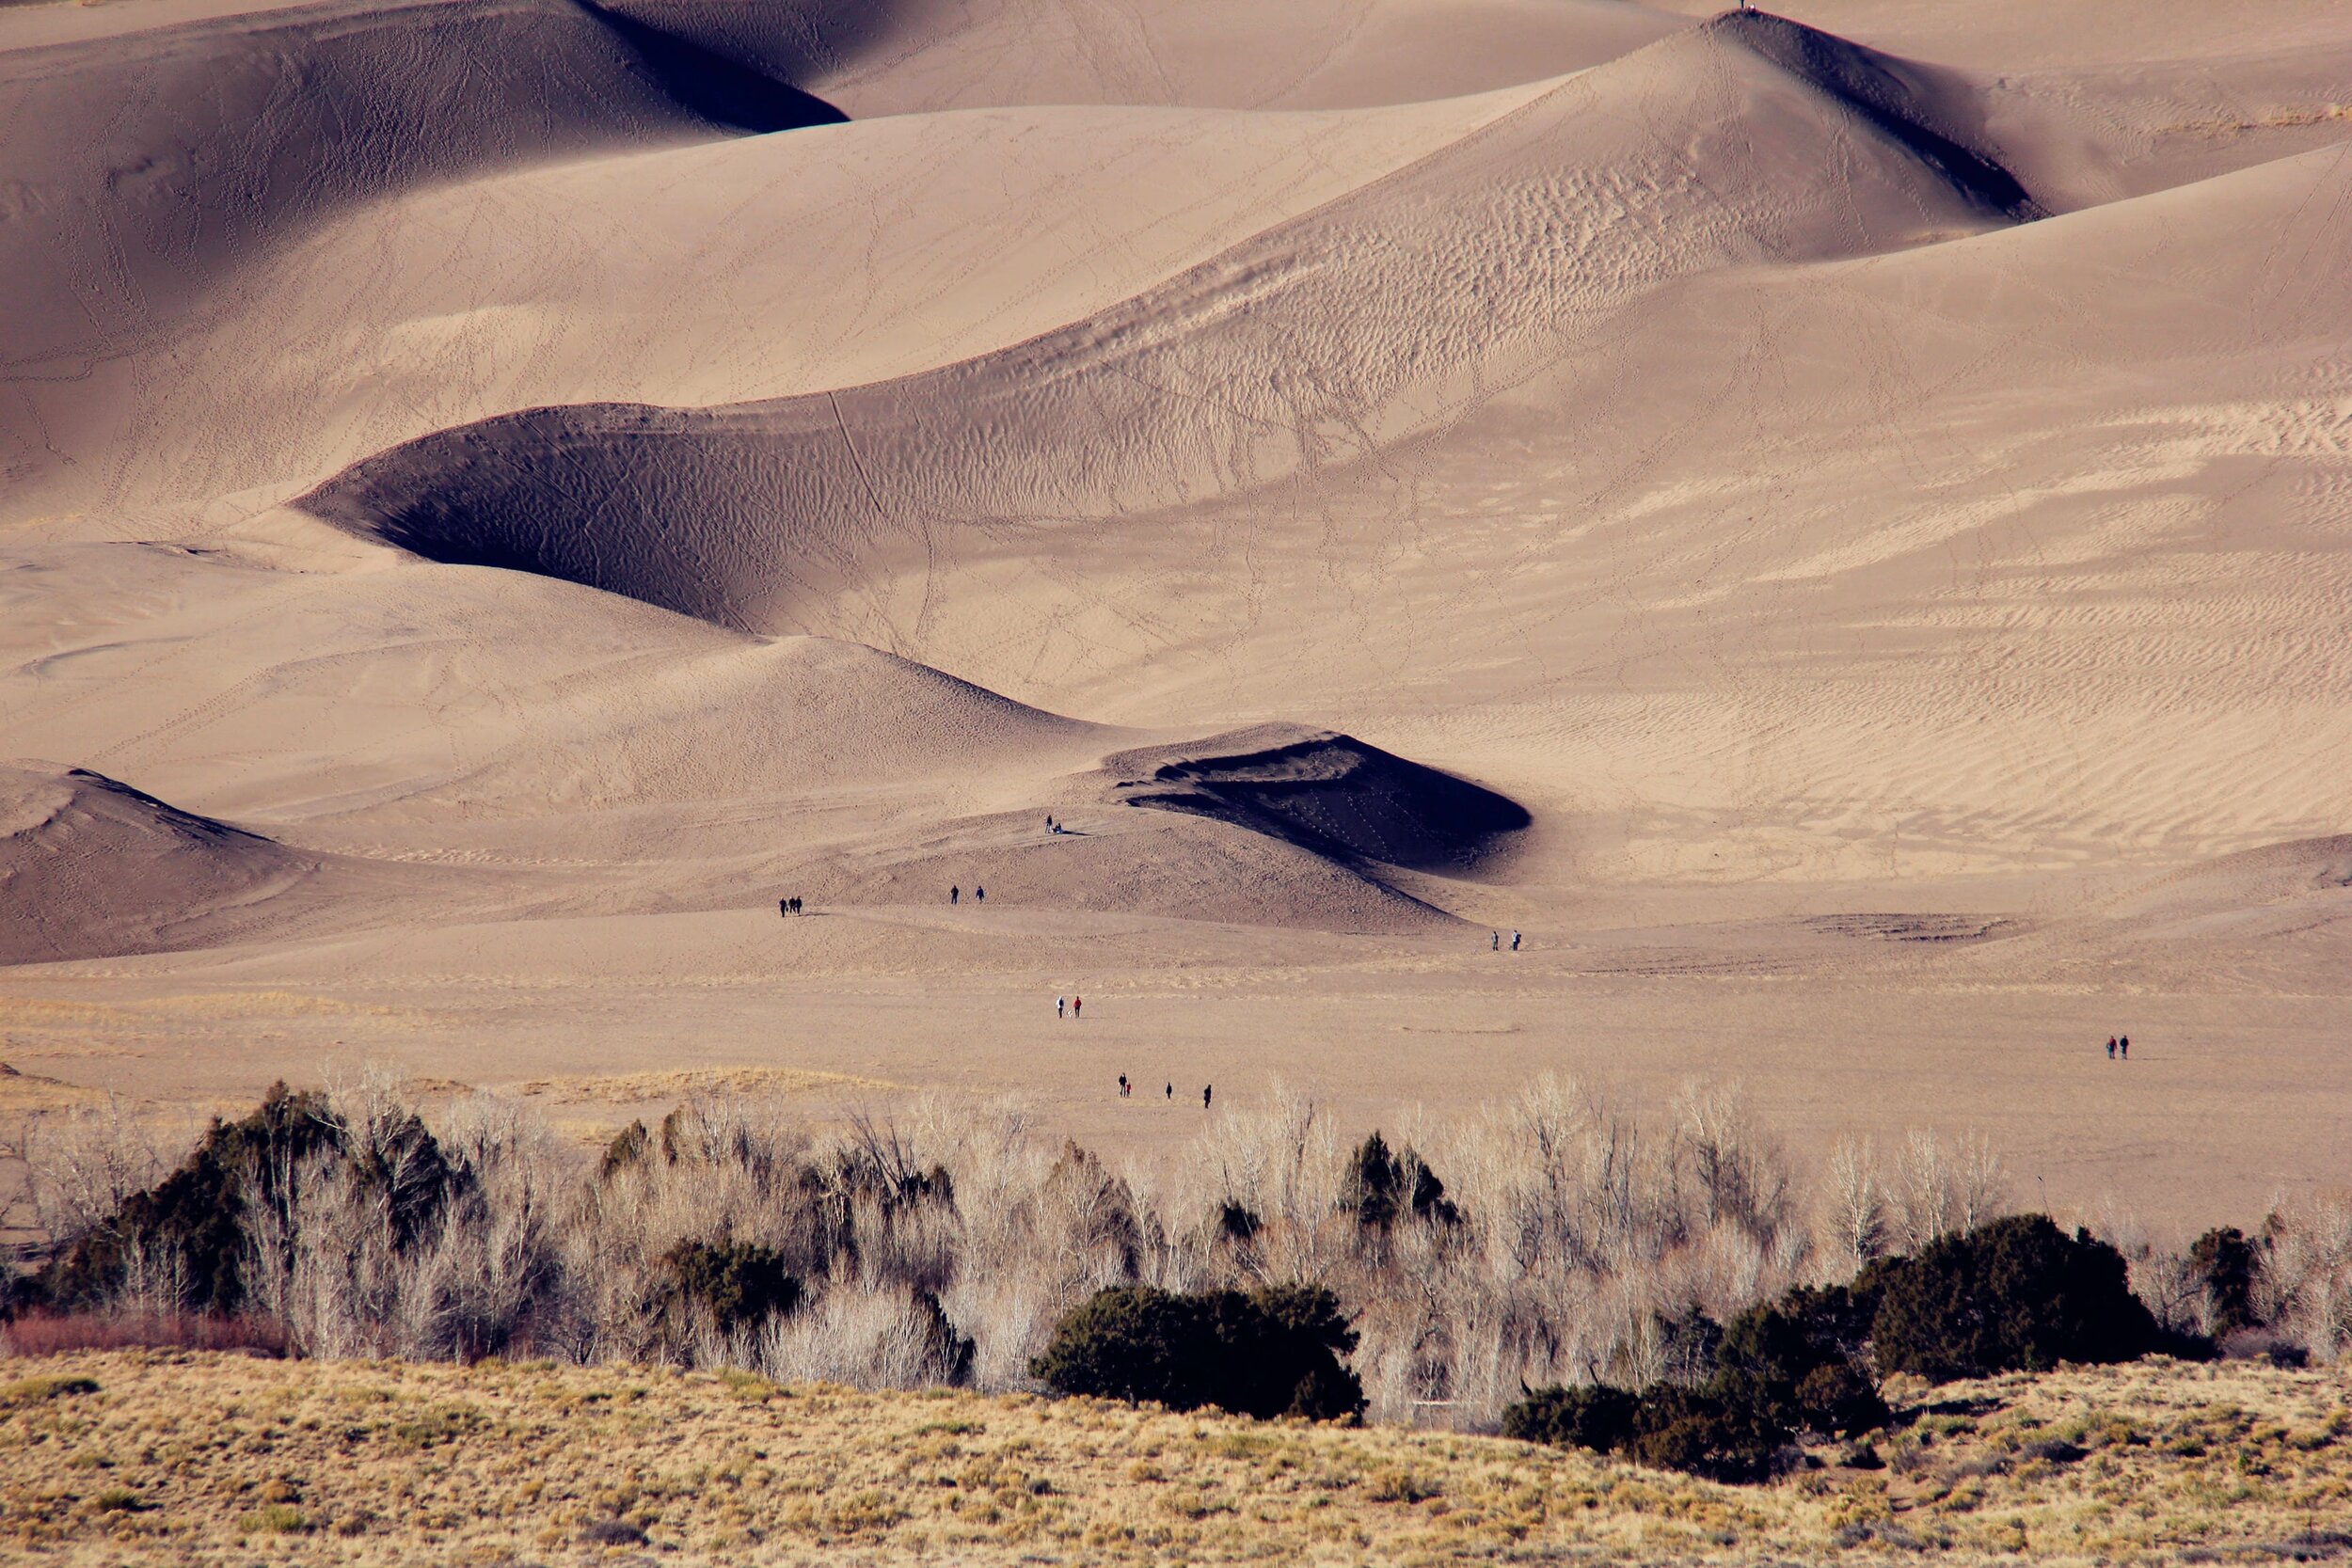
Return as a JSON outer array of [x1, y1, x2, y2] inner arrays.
[[511, 1068, 899, 1102], [0, 1353, 2344, 1565], [0, 1063, 100, 1115]]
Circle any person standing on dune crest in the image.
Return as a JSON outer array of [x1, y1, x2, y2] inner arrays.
[[950, 885, 960, 906]]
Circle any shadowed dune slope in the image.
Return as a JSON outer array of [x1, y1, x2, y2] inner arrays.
[[0, 764, 320, 964], [1107, 726, 1528, 875], [0, 0, 840, 509], [299, 15, 2038, 638], [34, 86, 1549, 524]]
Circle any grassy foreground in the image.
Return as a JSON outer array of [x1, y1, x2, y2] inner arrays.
[[1, 1353, 2347, 1566]]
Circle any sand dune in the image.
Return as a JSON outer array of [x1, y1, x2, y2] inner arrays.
[[23, 86, 1550, 527], [0, 764, 321, 964], [808, 0, 1683, 115], [299, 16, 2035, 641], [2108, 836, 2352, 934], [0, 0, 839, 516]]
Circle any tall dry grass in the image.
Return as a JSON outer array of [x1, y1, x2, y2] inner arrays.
[[10, 1073, 2346, 1427]]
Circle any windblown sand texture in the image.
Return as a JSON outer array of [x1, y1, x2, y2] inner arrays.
[[3, 0, 2349, 1225]]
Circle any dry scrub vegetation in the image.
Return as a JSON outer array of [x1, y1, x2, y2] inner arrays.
[[9, 1073, 2351, 1424], [0, 1351, 2345, 1565]]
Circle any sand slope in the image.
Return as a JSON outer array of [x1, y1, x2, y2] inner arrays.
[[0, 763, 320, 964], [298, 17, 2037, 641], [0, 0, 840, 517], [18, 87, 1553, 528]]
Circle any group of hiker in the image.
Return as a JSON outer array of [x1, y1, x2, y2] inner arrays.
[[2106, 1034, 2133, 1059], [1491, 929, 1521, 951], [777, 896, 805, 916], [950, 885, 985, 906], [1117, 1072, 1212, 1109]]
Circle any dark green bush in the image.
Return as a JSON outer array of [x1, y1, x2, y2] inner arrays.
[[1711, 1285, 1883, 1436], [1343, 1132, 1458, 1229], [1500, 1383, 1639, 1450], [2187, 1227, 2265, 1335], [662, 1240, 802, 1333], [1031, 1284, 1364, 1420], [1506, 1213, 2189, 1483], [1862, 1213, 2165, 1380], [1624, 1385, 1785, 1483], [41, 1083, 343, 1314]]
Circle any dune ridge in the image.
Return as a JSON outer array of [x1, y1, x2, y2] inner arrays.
[[0, 0, 840, 512], [297, 16, 2040, 641], [0, 764, 320, 965]]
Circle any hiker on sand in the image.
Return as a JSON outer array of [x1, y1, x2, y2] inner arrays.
[[1073, 995, 1083, 1020], [976, 885, 985, 905], [2106, 1037, 2117, 1059], [1057, 995, 1066, 1019], [951, 885, 960, 906], [1491, 930, 1500, 951], [1511, 930, 1521, 951], [1119, 1073, 1129, 1097], [2120, 1035, 2130, 1059], [1203, 1085, 1213, 1110], [780, 898, 788, 919], [1166, 1083, 1173, 1100]]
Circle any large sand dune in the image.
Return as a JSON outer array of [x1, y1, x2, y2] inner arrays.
[[297, 17, 2036, 636], [2, 0, 2348, 1224], [0, 0, 842, 516]]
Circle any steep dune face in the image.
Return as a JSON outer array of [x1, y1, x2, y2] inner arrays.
[[1107, 726, 1528, 875], [0, 0, 839, 514], [299, 18, 2039, 640], [0, 765, 318, 964]]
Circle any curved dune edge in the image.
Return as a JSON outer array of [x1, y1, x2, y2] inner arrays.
[[294, 14, 2039, 637], [0, 764, 323, 965], [0, 0, 844, 517]]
